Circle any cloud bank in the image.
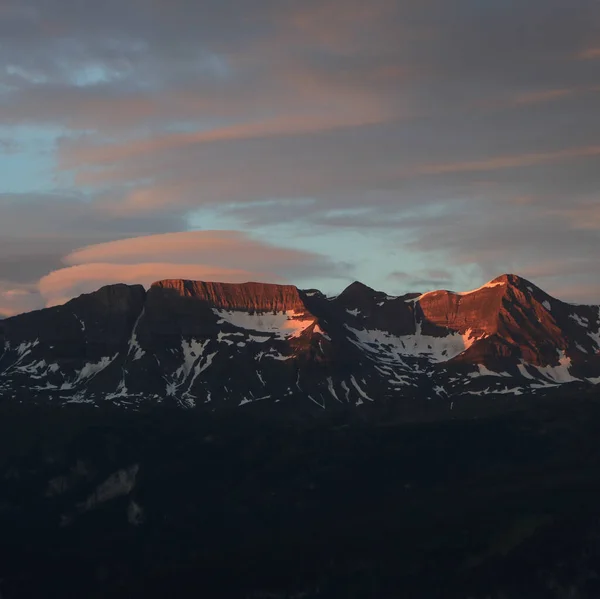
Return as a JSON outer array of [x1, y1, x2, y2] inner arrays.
[[0, 0, 599, 309], [0, 230, 346, 316]]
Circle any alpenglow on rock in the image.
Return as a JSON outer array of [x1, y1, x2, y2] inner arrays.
[[0, 274, 599, 408]]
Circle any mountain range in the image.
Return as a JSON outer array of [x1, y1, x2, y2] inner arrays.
[[2, 273, 600, 598], [1, 273, 599, 409]]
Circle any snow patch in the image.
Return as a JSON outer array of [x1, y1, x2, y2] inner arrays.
[[187, 351, 217, 392], [17, 339, 39, 356], [496, 387, 524, 396], [308, 395, 325, 409], [533, 351, 579, 383], [74, 315, 86, 332], [350, 375, 373, 402], [66, 391, 95, 404], [15, 359, 47, 374], [175, 339, 210, 381], [465, 386, 523, 396], [517, 363, 536, 380], [75, 355, 117, 383], [181, 396, 196, 408], [106, 379, 129, 400], [415, 280, 506, 302], [32, 382, 58, 391], [214, 309, 314, 339], [340, 381, 351, 402], [589, 326, 600, 350], [456, 280, 506, 296], [313, 324, 331, 341], [570, 313, 589, 327], [217, 330, 243, 342], [264, 351, 292, 361], [470, 364, 511, 378], [127, 310, 145, 361], [327, 377, 340, 402], [345, 324, 485, 364]]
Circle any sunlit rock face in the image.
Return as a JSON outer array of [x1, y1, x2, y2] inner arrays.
[[415, 274, 600, 369], [0, 274, 599, 408], [417, 278, 508, 336], [151, 280, 307, 314]]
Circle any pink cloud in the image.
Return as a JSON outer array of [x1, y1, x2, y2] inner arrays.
[[280, 0, 397, 53], [62, 230, 326, 271], [578, 47, 600, 59], [59, 87, 394, 172], [38, 262, 278, 308], [411, 145, 600, 175], [31, 230, 342, 310], [0, 282, 42, 317], [513, 88, 575, 105], [548, 202, 600, 230]]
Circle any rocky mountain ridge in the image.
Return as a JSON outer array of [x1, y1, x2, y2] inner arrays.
[[0, 273, 599, 408]]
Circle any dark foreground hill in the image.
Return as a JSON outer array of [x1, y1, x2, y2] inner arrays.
[[1, 392, 600, 598]]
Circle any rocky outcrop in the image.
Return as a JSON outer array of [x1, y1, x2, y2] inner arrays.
[[151, 280, 307, 313]]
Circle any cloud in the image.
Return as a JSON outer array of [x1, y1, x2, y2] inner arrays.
[[512, 88, 577, 105], [60, 107, 392, 169], [38, 262, 278, 308], [393, 191, 600, 304], [543, 282, 600, 304], [0, 138, 19, 153], [62, 230, 335, 275], [384, 268, 463, 296], [1, 0, 600, 308], [34, 230, 347, 310], [578, 47, 600, 59], [409, 145, 600, 176], [0, 281, 41, 318], [0, 192, 188, 284], [387, 269, 454, 291], [548, 201, 600, 230]]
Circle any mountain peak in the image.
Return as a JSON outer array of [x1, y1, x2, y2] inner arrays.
[[336, 281, 379, 303], [489, 273, 536, 290]]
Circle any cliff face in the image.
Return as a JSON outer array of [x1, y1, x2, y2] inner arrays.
[[417, 277, 508, 336], [0, 275, 599, 408], [151, 280, 307, 314]]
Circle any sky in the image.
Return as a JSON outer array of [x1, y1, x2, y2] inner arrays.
[[0, 0, 599, 316]]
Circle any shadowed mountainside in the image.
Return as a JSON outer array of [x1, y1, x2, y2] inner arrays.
[[0, 273, 598, 409]]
